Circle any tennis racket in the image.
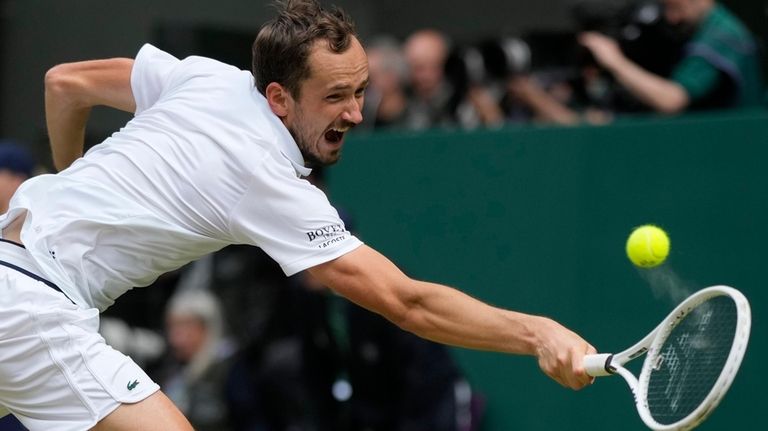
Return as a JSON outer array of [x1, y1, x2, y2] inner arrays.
[[583, 285, 751, 430]]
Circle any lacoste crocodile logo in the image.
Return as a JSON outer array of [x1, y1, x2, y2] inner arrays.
[[127, 380, 140, 391]]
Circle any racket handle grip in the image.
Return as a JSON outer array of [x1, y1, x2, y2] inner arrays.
[[583, 353, 614, 377]]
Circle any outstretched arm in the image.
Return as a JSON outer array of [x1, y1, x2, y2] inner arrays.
[[579, 32, 689, 114], [309, 245, 596, 390], [44, 58, 136, 171]]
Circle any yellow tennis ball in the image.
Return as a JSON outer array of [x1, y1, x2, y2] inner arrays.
[[626, 225, 670, 268]]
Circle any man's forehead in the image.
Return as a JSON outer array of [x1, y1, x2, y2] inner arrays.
[[306, 38, 368, 86], [308, 37, 366, 62]]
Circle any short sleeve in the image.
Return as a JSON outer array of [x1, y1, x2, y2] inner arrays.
[[671, 55, 722, 102], [228, 154, 363, 276], [131, 44, 181, 115]]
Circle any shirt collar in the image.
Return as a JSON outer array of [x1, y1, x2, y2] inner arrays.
[[274, 121, 313, 178], [255, 88, 312, 178]]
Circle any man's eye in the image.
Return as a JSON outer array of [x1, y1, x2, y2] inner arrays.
[[326, 94, 342, 101]]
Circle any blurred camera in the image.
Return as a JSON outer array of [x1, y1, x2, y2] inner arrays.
[[444, 36, 531, 93], [572, 0, 684, 76]]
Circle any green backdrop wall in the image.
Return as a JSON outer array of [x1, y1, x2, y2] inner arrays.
[[327, 110, 768, 430]]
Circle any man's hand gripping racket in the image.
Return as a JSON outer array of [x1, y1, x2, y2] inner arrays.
[[583, 285, 751, 430]]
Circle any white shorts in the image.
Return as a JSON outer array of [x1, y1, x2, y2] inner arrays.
[[0, 240, 160, 431]]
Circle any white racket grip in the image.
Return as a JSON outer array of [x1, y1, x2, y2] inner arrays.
[[583, 353, 614, 377]]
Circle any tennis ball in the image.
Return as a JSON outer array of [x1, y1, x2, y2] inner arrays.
[[626, 224, 670, 268]]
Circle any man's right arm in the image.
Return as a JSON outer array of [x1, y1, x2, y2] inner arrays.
[[309, 245, 596, 390], [44, 58, 136, 171]]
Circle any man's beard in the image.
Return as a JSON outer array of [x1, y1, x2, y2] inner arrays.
[[289, 107, 343, 168], [288, 125, 340, 169]]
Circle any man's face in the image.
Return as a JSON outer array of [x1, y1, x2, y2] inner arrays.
[[283, 37, 368, 168], [663, 0, 709, 26], [166, 314, 208, 363], [404, 32, 447, 99]]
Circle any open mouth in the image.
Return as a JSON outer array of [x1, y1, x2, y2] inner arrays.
[[325, 126, 350, 144], [325, 129, 344, 144]]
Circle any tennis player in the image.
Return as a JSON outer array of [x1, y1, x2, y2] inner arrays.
[[0, 1, 595, 429]]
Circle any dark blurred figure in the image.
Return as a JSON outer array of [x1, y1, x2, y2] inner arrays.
[[228, 273, 482, 431], [361, 36, 408, 129], [222, 253, 316, 431], [580, 0, 764, 113], [291, 271, 481, 431]]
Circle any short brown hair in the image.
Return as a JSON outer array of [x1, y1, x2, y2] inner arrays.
[[252, 0, 357, 98]]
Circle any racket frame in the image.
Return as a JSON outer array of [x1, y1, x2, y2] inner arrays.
[[583, 285, 751, 430]]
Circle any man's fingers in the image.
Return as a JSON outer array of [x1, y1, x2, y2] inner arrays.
[[567, 345, 597, 390], [543, 353, 591, 390]]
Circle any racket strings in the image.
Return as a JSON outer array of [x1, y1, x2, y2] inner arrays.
[[644, 296, 737, 425]]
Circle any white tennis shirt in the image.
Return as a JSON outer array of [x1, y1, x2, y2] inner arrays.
[[4, 44, 362, 311]]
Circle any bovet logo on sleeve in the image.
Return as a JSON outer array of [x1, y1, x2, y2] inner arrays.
[[306, 223, 348, 249]]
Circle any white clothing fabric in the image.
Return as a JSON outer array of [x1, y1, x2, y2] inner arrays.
[[0, 240, 159, 431], [1, 44, 362, 311]]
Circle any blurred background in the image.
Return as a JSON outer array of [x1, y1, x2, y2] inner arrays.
[[0, 0, 766, 430], [2, 0, 766, 159]]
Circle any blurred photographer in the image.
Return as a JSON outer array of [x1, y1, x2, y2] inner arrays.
[[579, 0, 763, 114], [361, 36, 409, 130], [443, 42, 509, 129], [496, 33, 615, 125], [402, 29, 456, 130]]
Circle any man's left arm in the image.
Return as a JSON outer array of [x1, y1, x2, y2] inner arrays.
[[579, 32, 689, 114], [45, 58, 136, 171]]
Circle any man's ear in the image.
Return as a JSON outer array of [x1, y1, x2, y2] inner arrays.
[[265, 82, 291, 118]]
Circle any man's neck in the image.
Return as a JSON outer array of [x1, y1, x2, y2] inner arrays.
[[1, 210, 26, 245]]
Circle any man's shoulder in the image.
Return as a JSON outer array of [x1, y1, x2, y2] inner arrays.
[[179, 53, 243, 75], [697, 4, 756, 49], [170, 54, 252, 93]]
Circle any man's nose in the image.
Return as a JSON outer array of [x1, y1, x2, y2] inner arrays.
[[342, 98, 363, 125]]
